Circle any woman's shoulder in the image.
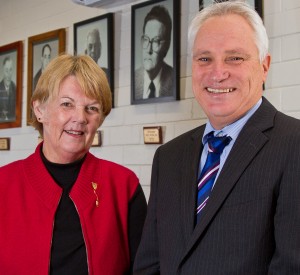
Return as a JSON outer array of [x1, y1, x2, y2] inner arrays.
[[0, 159, 23, 174], [86, 153, 139, 181], [0, 159, 25, 192]]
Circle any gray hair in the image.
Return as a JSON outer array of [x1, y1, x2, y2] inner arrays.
[[188, 0, 269, 63]]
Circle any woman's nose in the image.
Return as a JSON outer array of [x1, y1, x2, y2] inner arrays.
[[73, 106, 87, 124]]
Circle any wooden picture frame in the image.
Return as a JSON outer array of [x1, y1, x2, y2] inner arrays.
[[27, 28, 66, 124], [74, 14, 114, 107], [199, 0, 263, 18], [131, 0, 180, 104], [0, 41, 23, 129]]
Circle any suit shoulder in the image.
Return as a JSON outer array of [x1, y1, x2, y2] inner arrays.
[[276, 111, 300, 126], [274, 111, 300, 139], [161, 62, 173, 77], [135, 67, 144, 78], [164, 62, 173, 71]]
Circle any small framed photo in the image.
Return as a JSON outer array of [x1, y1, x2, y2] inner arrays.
[[131, 0, 180, 104], [199, 0, 263, 18], [0, 41, 23, 129], [27, 28, 66, 124], [74, 14, 114, 106]]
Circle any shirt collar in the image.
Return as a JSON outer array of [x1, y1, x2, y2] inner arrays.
[[202, 98, 262, 144]]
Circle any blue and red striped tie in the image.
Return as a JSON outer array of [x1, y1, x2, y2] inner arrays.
[[196, 132, 231, 224]]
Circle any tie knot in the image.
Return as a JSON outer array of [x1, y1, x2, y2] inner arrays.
[[207, 132, 231, 154]]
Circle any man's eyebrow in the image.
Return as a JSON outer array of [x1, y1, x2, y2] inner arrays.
[[193, 50, 211, 56], [224, 49, 248, 55], [192, 49, 250, 57], [192, 50, 211, 58]]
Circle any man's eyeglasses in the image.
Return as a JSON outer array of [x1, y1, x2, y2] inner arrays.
[[141, 35, 165, 52]]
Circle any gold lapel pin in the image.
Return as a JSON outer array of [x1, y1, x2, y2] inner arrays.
[[92, 182, 99, 207]]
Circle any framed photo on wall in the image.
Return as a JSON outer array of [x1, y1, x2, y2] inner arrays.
[[199, 0, 263, 18], [27, 29, 65, 124], [0, 41, 23, 129], [74, 14, 114, 107], [131, 0, 180, 105]]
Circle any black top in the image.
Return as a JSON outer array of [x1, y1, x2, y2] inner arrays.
[[41, 150, 146, 274]]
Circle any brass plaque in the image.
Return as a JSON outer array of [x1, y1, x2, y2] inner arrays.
[[143, 126, 162, 144], [0, 137, 10, 150], [92, 131, 102, 147]]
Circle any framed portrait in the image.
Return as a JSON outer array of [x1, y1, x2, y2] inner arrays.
[[0, 41, 23, 129], [199, 0, 263, 18], [27, 28, 66, 124], [74, 14, 114, 107], [131, 0, 180, 105]]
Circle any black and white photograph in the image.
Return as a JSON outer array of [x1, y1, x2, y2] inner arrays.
[[199, 0, 263, 18], [32, 42, 57, 92], [74, 14, 114, 106], [0, 41, 23, 129], [131, 0, 180, 104], [27, 29, 66, 124]]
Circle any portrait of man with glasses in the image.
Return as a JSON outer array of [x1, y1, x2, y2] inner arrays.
[[134, 5, 173, 101]]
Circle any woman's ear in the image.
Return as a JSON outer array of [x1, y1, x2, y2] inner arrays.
[[32, 100, 45, 122]]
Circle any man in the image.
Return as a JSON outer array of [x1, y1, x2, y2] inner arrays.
[[134, 5, 173, 100], [33, 43, 51, 91], [134, 1, 300, 274], [85, 28, 108, 75], [0, 56, 16, 121]]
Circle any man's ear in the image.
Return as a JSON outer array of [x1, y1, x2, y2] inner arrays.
[[262, 54, 271, 83], [32, 100, 45, 122]]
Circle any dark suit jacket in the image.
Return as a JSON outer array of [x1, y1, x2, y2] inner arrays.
[[134, 62, 173, 100], [134, 97, 300, 275]]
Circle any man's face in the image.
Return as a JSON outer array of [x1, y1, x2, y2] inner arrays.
[[192, 14, 270, 129], [86, 34, 100, 63], [41, 46, 51, 71], [3, 60, 13, 85], [142, 19, 167, 78]]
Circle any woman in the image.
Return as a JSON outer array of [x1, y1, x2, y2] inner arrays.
[[0, 54, 147, 274]]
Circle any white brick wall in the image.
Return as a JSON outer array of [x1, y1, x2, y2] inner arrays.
[[264, 0, 300, 126], [1, 0, 300, 200]]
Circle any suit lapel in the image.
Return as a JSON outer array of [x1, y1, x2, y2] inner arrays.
[[178, 97, 277, 266], [180, 127, 205, 242]]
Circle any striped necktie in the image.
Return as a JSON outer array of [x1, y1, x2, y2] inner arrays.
[[196, 132, 232, 224]]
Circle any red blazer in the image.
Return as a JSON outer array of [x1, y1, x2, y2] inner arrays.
[[0, 143, 141, 274]]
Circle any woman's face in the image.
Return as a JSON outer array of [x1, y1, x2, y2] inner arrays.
[[33, 75, 102, 163]]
